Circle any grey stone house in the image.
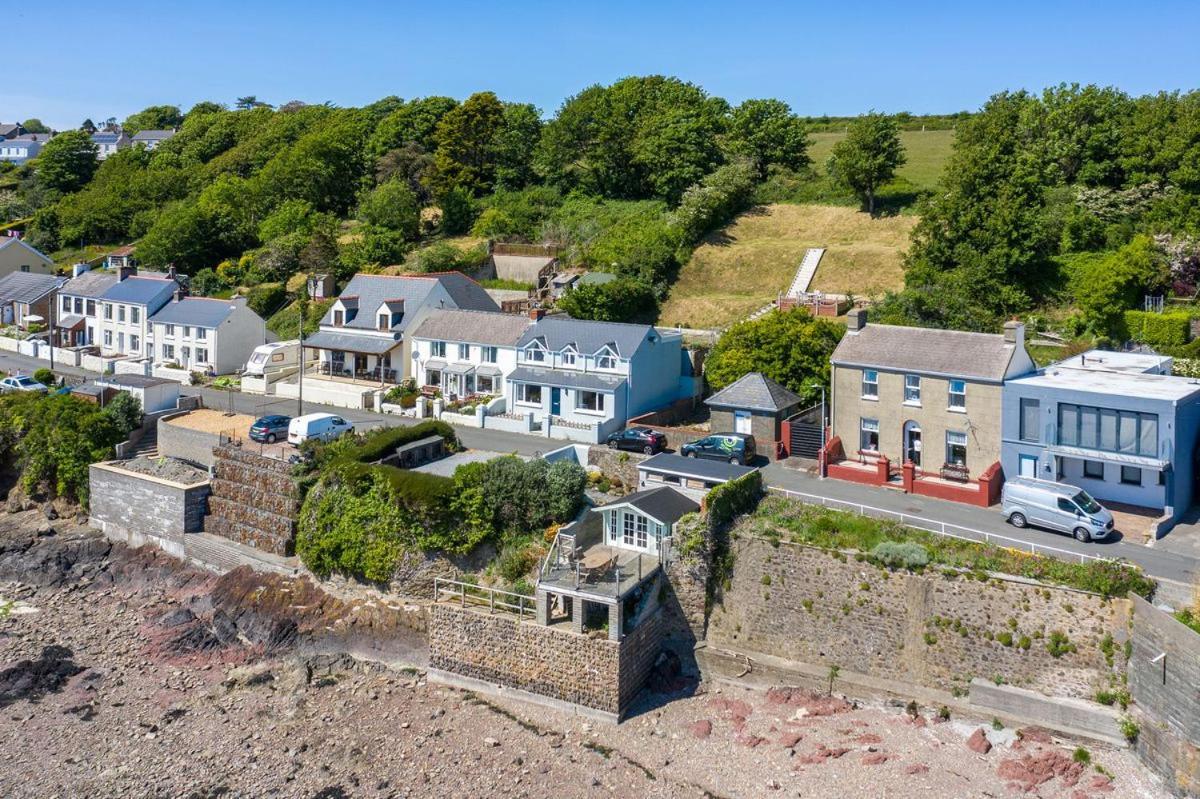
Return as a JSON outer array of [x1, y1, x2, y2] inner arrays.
[[705, 372, 803, 461]]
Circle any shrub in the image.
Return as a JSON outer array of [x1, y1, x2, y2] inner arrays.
[[495, 542, 542, 584], [996, 631, 1014, 647], [452, 455, 587, 536], [1072, 747, 1091, 764], [869, 541, 930, 570], [1046, 630, 1076, 658], [348, 421, 458, 464], [1118, 716, 1140, 743], [246, 282, 287, 317], [102, 391, 143, 436], [32, 368, 54, 386], [1124, 310, 1190, 348], [706, 471, 763, 528]]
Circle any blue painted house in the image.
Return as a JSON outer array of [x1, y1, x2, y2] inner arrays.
[[1001, 350, 1200, 527]]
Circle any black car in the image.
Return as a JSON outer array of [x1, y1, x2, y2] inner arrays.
[[680, 433, 757, 465], [605, 427, 668, 455], [249, 414, 291, 444]]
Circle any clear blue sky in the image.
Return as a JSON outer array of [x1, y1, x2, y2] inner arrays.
[[8, 0, 1199, 129]]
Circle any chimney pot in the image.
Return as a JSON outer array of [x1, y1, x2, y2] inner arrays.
[[530, 307, 545, 321]]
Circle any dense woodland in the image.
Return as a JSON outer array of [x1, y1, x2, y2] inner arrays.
[[3, 80, 1200, 338]]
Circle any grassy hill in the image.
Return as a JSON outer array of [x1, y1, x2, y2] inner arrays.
[[806, 129, 956, 190], [657, 204, 917, 330]]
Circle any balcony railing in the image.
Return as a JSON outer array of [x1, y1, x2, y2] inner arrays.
[[538, 531, 660, 599]]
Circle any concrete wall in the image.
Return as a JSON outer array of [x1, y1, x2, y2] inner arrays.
[[428, 602, 664, 719], [1129, 593, 1200, 797], [832, 364, 1002, 473], [707, 535, 1128, 700], [158, 415, 222, 467], [88, 462, 210, 559]]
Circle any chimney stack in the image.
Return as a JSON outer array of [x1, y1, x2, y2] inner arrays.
[[1003, 320, 1025, 349], [117, 265, 135, 282], [529, 307, 545, 322], [846, 307, 867, 332]]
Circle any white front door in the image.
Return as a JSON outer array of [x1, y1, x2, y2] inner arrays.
[[1019, 454, 1038, 478], [735, 410, 752, 434]]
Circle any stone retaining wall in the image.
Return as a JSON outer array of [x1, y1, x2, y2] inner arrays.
[[88, 462, 210, 559], [1129, 593, 1200, 797], [429, 603, 665, 718], [587, 447, 647, 492], [706, 535, 1128, 700], [204, 445, 301, 556], [158, 416, 222, 467]]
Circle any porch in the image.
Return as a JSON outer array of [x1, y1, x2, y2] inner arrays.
[[538, 532, 661, 601], [301, 331, 402, 386], [821, 435, 1002, 507]]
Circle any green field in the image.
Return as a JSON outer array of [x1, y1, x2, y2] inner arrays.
[[807, 129, 956, 190]]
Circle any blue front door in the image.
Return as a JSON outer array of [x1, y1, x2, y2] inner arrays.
[[550, 387, 561, 415]]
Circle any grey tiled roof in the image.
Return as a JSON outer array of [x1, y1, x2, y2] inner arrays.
[[0, 271, 62, 304], [97, 374, 177, 389], [303, 330, 400, 355], [131, 129, 176, 141], [0, 236, 53, 264], [603, 487, 699, 526], [100, 276, 177, 308], [638, 453, 757, 483], [508, 365, 626, 392], [61, 270, 119, 299], [410, 308, 532, 346], [831, 323, 1017, 382], [320, 273, 499, 332], [705, 372, 802, 413], [150, 297, 240, 328], [517, 315, 657, 358]]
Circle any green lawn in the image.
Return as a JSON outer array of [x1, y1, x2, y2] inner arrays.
[[807, 129, 956, 190]]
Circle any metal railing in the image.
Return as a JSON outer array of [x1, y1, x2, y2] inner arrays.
[[434, 578, 535, 620], [767, 486, 1111, 565]]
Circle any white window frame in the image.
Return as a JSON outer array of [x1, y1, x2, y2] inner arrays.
[[561, 346, 577, 367], [516, 383, 543, 406], [595, 347, 617, 370], [860, 418, 879, 452], [430, 341, 446, 358], [196, 347, 209, 363], [481, 346, 497, 364], [162, 344, 174, 360], [458, 343, 470, 360], [577, 390, 606, 415], [195, 327, 206, 340], [948, 379, 966, 411], [165, 324, 175, 337], [861, 369, 878, 399], [903, 374, 921, 405], [524, 342, 546, 363], [945, 430, 968, 467]]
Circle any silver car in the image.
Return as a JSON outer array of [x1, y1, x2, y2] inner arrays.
[[1001, 477, 1114, 542], [0, 375, 48, 394]]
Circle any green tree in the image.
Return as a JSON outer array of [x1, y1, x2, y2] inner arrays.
[[437, 187, 476, 235], [357, 179, 420, 240], [705, 310, 845, 402], [368, 96, 458, 155], [36, 130, 99, 192], [432, 91, 506, 196], [726, 99, 810, 176], [1072, 236, 1170, 338], [102, 392, 143, 436], [123, 104, 184, 134], [21, 118, 49, 134], [236, 95, 270, 110], [375, 142, 435, 202], [493, 103, 543, 190], [556, 278, 657, 323], [827, 112, 906, 214]]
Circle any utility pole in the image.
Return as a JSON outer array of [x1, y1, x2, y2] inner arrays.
[[48, 282, 55, 375], [297, 282, 305, 418]]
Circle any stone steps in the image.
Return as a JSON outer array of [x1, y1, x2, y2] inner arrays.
[[184, 531, 299, 576]]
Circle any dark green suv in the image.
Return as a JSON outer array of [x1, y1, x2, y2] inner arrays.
[[680, 433, 757, 465]]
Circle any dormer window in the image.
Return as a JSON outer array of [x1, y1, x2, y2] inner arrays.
[[595, 347, 617, 370], [561, 346, 577, 367], [378, 312, 389, 331], [333, 309, 344, 326], [525, 342, 546, 363]]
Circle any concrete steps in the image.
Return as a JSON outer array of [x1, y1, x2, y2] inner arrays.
[[786, 248, 826, 298], [131, 425, 159, 459], [184, 531, 299, 576]]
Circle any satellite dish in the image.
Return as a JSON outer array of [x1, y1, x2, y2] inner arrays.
[[411, 351, 420, 361]]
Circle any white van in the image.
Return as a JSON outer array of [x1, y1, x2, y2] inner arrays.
[[287, 413, 354, 446], [244, 340, 299, 377], [1000, 477, 1115, 542]]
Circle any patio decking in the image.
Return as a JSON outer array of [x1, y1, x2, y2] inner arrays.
[[538, 539, 660, 600]]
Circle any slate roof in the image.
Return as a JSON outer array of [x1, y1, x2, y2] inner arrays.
[[303, 330, 400, 355], [0, 271, 62, 303], [61, 269, 118, 298], [131, 129, 176, 142], [410, 308, 532, 346], [577, 271, 618, 286], [705, 372, 803, 413], [638, 453, 758, 483], [0, 236, 53, 264], [0, 124, 22, 137], [100, 276, 177, 308], [508, 365, 626, 392], [320, 273, 499, 332], [602, 487, 699, 526], [516, 315, 657, 358], [97, 374, 177, 389], [831, 323, 1019, 383], [150, 297, 240, 328]]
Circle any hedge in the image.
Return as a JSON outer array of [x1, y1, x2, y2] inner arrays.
[[1123, 311, 1190, 348], [706, 470, 763, 528], [349, 420, 458, 464]]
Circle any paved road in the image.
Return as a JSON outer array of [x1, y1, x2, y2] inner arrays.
[[4, 350, 1197, 584]]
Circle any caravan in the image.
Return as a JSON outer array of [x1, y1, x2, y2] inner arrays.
[[244, 340, 299, 377]]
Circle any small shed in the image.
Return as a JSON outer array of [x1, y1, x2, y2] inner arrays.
[[71, 382, 120, 406], [95, 374, 180, 414], [637, 453, 757, 499], [596, 487, 699, 557], [704, 372, 803, 461]]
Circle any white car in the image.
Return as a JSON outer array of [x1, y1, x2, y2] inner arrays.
[[0, 375, 48, 394]]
